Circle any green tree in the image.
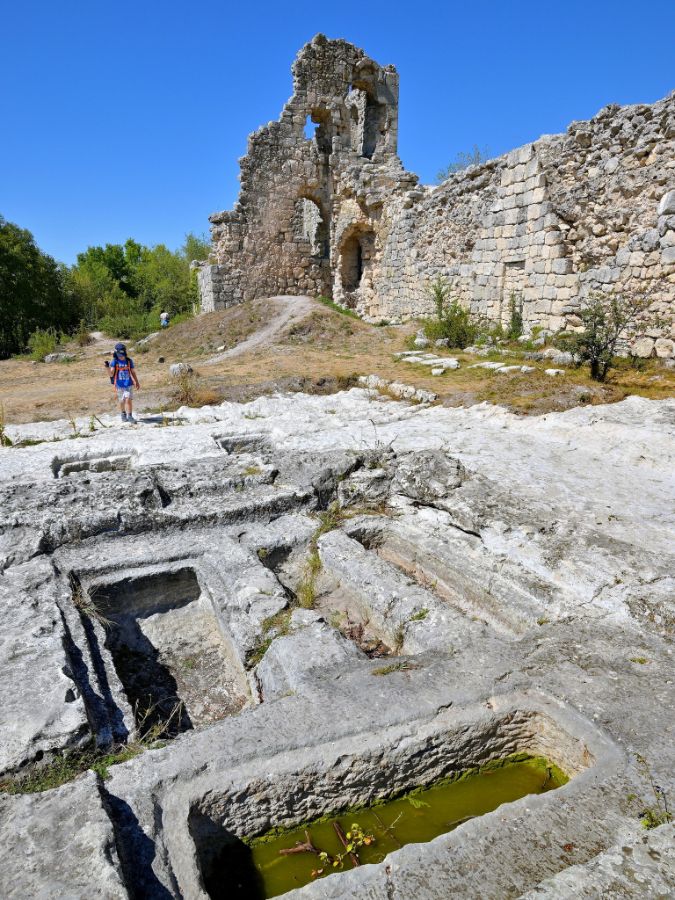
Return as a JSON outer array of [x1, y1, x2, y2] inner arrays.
[[559, 293, 654, 381], [180, 232, 211, 263], [435, 145, 491, 184], [75, 242, 136, 297], [0, 216, 76, 359]]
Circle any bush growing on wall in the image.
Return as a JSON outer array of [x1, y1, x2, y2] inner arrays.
[[435, 145, 492, 184]]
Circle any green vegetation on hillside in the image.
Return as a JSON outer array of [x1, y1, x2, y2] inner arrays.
[[0, 216, 76, 359], [0, 214, 211, 358]]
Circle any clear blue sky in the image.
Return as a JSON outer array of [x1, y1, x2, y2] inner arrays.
[[2, 0, 673, 265]]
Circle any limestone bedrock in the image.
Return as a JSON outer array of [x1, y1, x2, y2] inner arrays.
[[197, 34, 675, 354], [0, 388, 673, 897]]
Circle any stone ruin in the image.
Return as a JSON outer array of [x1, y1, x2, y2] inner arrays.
[[0, 33, 674, 900], [197, 34, 675, 357], [0, 390, 673, 897]]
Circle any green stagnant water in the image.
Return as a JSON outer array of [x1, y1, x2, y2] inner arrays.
[[205, 756, 568, 899]]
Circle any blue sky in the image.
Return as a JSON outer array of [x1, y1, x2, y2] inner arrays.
[[2, 0, 673, 264]]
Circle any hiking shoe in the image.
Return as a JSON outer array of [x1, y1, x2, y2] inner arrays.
[[120, 412, 128, 422], [127, 415, 137, 424]]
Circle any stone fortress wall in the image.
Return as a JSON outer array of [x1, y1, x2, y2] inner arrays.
[[197, 34, 675, 356]]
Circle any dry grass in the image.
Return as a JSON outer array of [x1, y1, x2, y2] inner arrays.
[[0, 298, 672, 425]]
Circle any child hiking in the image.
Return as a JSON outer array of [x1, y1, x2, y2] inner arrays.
[[110, 342, 140, 423]]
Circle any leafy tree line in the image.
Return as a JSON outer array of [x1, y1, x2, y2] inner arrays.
[[0, 215, 210, 358]]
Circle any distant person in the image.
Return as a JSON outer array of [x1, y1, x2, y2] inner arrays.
[[160, 311, 170, 328], [110, 342, 140, 424]]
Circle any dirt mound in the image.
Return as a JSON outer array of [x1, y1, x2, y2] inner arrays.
[[132, 303, 266, 361]]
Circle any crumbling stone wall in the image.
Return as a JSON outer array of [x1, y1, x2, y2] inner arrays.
[[198, 35, 400, 311], [198, 34, 675, 354]]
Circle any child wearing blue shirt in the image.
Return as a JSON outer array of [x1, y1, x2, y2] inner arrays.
[[109, 342, 141, 423]]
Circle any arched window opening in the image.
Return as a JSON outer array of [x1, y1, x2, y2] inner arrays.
[[362, 95, 384, 159], [303, 115, 318, 140], [304, 109, 331, 153]]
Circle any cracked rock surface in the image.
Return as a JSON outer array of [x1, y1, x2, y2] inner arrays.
[[0, 389, 673, 898]]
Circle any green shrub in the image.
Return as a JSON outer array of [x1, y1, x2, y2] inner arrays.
[[74, 320, 93, 347], [99, 311, 154, 341], [507, 293, 524, 340], [27, 327, 60, 361], [559, 293, 654, 381], [422, 277, 480, 349]]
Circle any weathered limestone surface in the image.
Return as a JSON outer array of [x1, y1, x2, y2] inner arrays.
[[198, 35, 675, 352], [0, 558, 90, 773], [0, 390, 674, 897], [0, 772, 128, 898], [522, 822, 675, 898]]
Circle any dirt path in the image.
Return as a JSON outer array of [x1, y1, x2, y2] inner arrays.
[[202, 295, 314, 365]]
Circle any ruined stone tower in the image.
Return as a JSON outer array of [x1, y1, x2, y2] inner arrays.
[[197, 34, 406, 316], [198, 34, 675, 350]]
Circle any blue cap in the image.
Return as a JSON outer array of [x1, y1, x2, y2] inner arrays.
[[115, 343, 127, 353]]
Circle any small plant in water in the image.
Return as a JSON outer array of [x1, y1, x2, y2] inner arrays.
[[311, 823, 375, 878]]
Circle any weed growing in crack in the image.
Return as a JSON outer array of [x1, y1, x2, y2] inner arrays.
[[635, 754, 672, 829], [296, 502, 348, 610], [0, 702, 181, 794], [68, 414, 80, 437], [0, 746, 140, 794], [386, 605, 434, 656], [392, 622, 406, 653], [70, 575, 112, 629], [371, 661, 420, 676], [134, 698, 185, 744], [249, 609, 293, 666], [408, 607, 429, 622]]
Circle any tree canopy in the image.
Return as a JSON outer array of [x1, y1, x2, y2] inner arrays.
[[0, 215, 211, 357], [0, 216, 75, 359]]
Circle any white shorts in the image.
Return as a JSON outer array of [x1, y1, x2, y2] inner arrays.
[[116, 387, 133, 401]]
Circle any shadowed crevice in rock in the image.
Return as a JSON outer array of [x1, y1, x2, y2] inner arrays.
[[102, 790, 175, 900]]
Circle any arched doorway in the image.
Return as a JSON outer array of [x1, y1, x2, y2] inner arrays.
[[339, 228, 375, 294]]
